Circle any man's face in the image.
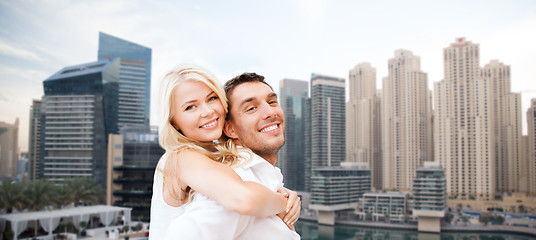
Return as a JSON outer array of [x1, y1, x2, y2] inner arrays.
[[224, 82, 285, 157]]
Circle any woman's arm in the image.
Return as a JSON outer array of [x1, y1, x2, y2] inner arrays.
[[171, 149, 287, 217]]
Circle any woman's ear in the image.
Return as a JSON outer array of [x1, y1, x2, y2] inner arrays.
[[223, 121, 238, 139]]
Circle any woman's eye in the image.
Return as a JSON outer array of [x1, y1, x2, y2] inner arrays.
[[185, 105, 195, 111], [209, 96, 219, 101]]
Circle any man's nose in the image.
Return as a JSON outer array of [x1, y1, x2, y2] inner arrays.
[[260, 103, 276, 120]]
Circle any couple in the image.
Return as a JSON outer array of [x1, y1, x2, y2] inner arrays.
[[150, 65, 301, 239]]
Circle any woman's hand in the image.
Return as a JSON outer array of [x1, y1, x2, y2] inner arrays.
[[276, 187, 300, 230]]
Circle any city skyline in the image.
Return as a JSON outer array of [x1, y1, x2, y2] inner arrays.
[[1, 1, 536, 151]]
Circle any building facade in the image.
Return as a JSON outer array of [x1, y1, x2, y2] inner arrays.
[[347, 63, 382, 190], [277, 79, 309, 191], [434, 38, 496, 200], [310, 162, 371, 225], [481, 60, 522, 193], [413, 161, 446, 212], [382, 50, 432, 192], [107, 126, 163, 222], [98, 32, 152, 129], [358, 191, 408, 222], [0, 119, 19, 179], [528, 99, 536, 196], [311, 74, 346, 168], [28, 100, 42, 180], [41, 59, 120, 186]]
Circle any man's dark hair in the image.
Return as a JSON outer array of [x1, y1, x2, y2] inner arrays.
[[224, 73, 273, 114]]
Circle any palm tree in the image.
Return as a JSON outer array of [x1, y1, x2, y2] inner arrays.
[[64, 178, 104, 206], [0, 180, 26, 213], [24, 179, 56, 211]]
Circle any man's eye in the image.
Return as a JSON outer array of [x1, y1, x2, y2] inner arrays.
[[246, 106, 256, 112], [269, 100, 278, 105]]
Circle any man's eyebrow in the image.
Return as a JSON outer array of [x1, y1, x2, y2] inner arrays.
[[238, 97, 256, 108], [268, 92, 277, 98]]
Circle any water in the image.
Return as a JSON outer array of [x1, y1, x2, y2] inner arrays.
[[294, 220, 535, 240]]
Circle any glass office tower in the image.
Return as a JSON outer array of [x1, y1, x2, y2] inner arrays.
[[41, 59, 120, 187], [98, 32, 152, 128]]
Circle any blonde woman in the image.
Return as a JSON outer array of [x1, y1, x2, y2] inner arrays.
[[149, 65, 300, 239]]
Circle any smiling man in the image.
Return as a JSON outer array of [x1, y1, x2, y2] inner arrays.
[[223, 73, 285, 166]]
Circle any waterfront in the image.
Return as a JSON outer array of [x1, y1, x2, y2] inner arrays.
[[294, 220, 535, 240]]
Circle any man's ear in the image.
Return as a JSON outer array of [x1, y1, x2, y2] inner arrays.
[[223, 120, 238, 139]]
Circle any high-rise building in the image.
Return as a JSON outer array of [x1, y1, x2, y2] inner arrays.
[[481, 60, 522, 193], [277, 79, 309, 191], [382, 50, 432, 192], [303, 98, 312, 192], [311, 73, 346, 168], [107, 126, 164, 221], [434, 38, 495, 200], [28, 100, 42, 180], [0, 119, 19, 179], [98, 32, 152, 129], [310, 162, 371, 225], [41, 59, 120, 186], [413, 161, 446, 233], [527, 99, 536, 196], [347, 63, 382, 190]]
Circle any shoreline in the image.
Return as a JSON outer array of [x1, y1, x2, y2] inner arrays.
[[298, 216, 536, 237]]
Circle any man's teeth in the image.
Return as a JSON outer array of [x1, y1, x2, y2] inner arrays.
[[260, 125, 278, 133], [202, 120, 216, 128]]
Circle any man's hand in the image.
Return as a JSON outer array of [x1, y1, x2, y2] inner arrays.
[[276, 187, 301, 230]]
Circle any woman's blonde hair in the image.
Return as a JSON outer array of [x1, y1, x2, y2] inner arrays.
[[157, 64, 247, 203]]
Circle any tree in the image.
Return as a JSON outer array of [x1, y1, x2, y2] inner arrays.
[[461, 215, 469, 226], [456, 203, 463, 213], [0, 180, 26, 213], [518, 205, 526, 213], [24, 179, 56, 211], [64, 178, 104, 206], [444, 213, 454, 224]]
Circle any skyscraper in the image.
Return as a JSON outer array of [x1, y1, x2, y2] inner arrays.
[[382, 50, 432, 191], [41, 59, 120, 186], [98, 32, 152, 129], [277, 79, 309, 191], [481, 60, 522, 193], [347, 62, 382, 189], [28, 99, 42, 180], [309, 74, 354, 225], [412, 161, 446, 233], [527, 99, 536, 196], [107, 125, 164, 221], [435, 38, 495, 200], [0, 119, 19, 179], [311, 74, 346, 168]]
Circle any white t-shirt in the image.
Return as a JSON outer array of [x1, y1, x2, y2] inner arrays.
[[164, 150, 300, 239], [149, 152, 185, 240]]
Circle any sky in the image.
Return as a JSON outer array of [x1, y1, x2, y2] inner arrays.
[[1, 0, 536, 152]]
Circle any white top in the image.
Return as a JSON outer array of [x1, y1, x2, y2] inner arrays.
[[149, 152, 185, 240], [164, 150, 300, 239]]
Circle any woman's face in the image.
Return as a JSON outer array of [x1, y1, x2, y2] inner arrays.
[[171, 80, 225, 142]]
